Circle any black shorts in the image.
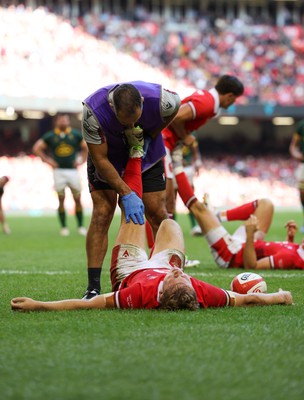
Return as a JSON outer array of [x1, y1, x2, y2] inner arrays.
[[88, 157, 166, 193], [0, 188, 4, 198]]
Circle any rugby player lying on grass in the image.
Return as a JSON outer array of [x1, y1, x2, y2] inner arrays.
[[171, 143, 304, 271], [11, 141, 293, 312]]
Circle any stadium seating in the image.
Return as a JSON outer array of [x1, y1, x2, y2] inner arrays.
[[0, 155, 299, 212], [1, 5, 303, 105]]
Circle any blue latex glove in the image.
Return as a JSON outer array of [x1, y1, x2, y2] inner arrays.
[[121, 191, 145, 225], [142, 135, 152, 159]]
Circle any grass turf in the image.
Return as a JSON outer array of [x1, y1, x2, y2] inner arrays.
[[1, 211, 304, 400]]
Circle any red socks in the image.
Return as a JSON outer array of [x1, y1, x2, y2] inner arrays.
[[226, 200, 258, 221], [123, 158, 142, 198], [175, 172, 198, 208]]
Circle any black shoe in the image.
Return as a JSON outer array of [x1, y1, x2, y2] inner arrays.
[[82, 289, 100, 300]]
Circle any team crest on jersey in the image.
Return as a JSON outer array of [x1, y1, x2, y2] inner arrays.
[[122, 249, 129, 258], [55, 143, 74, 157]]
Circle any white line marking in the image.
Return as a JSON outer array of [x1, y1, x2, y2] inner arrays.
[[1, 270, 302, 279], [193, 272, 304, 279], [0, 270, 73, 275]]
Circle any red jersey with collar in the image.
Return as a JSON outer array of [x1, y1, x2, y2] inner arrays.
[[162, 89, 219, 151], [256, 241, 304, 270], [230, 240, 304, 269], [114, 268, 229, 309]]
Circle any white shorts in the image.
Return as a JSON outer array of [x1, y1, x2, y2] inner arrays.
[[204, 225, 244, 268], [110, 244, 185, 290], [53, 168, 82, 196]]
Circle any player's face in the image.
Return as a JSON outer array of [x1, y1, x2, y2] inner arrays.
[[56, 115, 70, 130], [115, 108, 142, 128], [113, 99, 143, 128], [221, 94, 238, 109], [163, 267, 193, 291]]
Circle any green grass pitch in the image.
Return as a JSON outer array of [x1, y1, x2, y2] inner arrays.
[[1, 211, 304, 400]]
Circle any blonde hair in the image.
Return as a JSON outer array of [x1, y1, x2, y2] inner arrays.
[[159, 283, 199, 311]]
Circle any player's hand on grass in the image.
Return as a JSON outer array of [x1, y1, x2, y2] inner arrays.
[[278, 289, 294, 305], [11, 297, 35, 312], [121, 191, 145, 225]]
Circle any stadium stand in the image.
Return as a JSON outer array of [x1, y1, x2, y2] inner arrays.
[[76, 8, 304, 106], [0, 2, 303, 211], [0, 155, 299, 212], [0, 3, 303, 106]]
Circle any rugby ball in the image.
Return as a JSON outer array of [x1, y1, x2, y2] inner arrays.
[[230, 272, 267, 294]]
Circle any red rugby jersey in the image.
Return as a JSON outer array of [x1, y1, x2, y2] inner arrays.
[[114, 268, 229, 309], [162, 88, 220, 151], [230, 240, 304, 269]]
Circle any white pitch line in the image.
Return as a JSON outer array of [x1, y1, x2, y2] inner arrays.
[[0, 270, 73, 275], [193, 272, 304, 279], [1, 270, 303, 279]]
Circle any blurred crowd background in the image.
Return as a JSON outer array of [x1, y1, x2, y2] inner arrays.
[[0, 0, 303, 212]]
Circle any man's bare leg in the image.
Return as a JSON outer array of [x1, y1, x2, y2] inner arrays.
[[153, 219, 185, 255], [83, 189, 116, 298], [143, 189, 168, 238]]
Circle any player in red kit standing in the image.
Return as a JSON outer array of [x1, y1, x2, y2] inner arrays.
[[162, 75, 244, 222], [143, 75, 244, 257]]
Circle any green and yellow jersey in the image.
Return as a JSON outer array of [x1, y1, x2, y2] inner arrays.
[[42, 128, 83, 169]]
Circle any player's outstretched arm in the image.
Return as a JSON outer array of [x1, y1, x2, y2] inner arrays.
[[11, 293, 115, 312], [233, 289, 293, 307]]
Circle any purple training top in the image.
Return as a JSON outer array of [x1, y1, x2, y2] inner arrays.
[[84, 81, 166, 175]]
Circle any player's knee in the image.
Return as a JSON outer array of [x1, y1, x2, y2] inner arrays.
[[159, 218, 181, 236], [91, 212, 113, 232], [91, 203, 114, 226], [258, 198, 274, 214]]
